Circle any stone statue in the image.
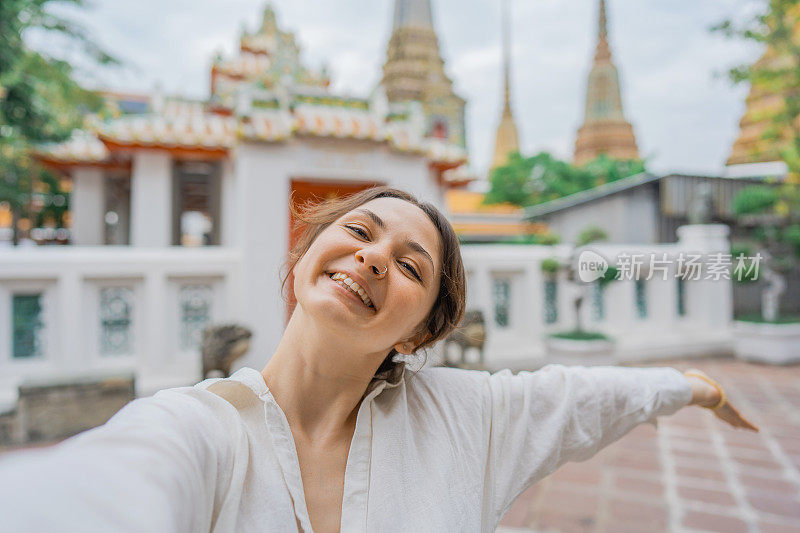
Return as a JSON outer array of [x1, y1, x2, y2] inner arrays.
[[688, 183, 715, 225], [760, 251, 787, 322], [201, 324, 253, 378], [444, 310, 486, 369]]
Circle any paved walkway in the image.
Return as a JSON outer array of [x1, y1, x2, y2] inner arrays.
[[497, 358, 800, 533]]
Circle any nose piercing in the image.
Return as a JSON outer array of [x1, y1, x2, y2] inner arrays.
[[378, 266, 388, 275]]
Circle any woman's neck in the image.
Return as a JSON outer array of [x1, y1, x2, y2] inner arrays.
[[261, 307, 384, 442]]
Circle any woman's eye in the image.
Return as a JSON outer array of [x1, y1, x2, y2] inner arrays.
[[346, 225, 369, 239], [399, 261, 421, 280]]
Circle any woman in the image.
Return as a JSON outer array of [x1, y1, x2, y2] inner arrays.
[[0, 186, 756, 533]]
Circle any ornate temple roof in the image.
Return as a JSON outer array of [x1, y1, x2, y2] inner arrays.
[[209, 4, 330, 113], [34, 130, 130, 172], [37, 2, 467, 172], [445, 189, 546, 241], [38, 97, 466, 168], [36, 130, 109, 164]]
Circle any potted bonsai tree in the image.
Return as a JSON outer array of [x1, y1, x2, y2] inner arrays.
[[543, 243, 618, 364]]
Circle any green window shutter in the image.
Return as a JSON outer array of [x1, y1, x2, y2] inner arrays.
[[493, 278, 511, 328], [676, 278, 686, 317], [544, 280, 558, 324], [12, 294, 44, 359], [635, 279, 648, 319], [100, 287, 134, 356], [180, 285, 212, 350], [591, 282, 605, 321]]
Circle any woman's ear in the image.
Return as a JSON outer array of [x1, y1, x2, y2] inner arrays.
[[393, 330, 432, 355]]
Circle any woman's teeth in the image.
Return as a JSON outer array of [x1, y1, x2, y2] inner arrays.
[[330, 272, 374, 308]]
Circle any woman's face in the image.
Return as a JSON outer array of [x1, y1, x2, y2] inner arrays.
[[292, 197, 442, 354]]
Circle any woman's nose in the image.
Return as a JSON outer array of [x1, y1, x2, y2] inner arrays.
[[356, 249, 388, 278]]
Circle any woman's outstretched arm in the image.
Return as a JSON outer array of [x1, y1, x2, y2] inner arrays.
[[0, 386, 240, 533], [482, 364, 756, 524]]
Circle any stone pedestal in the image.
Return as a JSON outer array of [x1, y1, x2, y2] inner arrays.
[[677, 224, 733, 330], [0, 374, 135, 446], [70, 167, 105, 245], [130, 151, 172, 247]]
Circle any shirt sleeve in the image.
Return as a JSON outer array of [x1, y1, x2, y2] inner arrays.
[[0, 386, 239, 533], [484, 364, 692, 520]]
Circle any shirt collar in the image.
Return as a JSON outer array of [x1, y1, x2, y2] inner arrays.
[[213, 363, 406, 401], [366, 361, 407, 395]]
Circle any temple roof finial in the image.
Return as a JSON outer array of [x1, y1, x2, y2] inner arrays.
[[501, 0, 512, 115], [598, 0, 608, 40], [490, 0, 520, 170], [392, 0, 434, 30], [594, 0, 611, 62]]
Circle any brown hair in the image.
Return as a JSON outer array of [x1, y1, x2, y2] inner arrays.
[[282, 186, 466, 378]]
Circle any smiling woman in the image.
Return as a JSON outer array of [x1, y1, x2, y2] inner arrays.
[[282, 187, 466, 383], [0, 186, 757, 533]]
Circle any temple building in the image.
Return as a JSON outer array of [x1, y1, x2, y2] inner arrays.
[[0, 2, 737, 422], [380, 0, 467, 149], [490, 0, 520, 171], [725, 48, 791, 177], [22, 3, 466, 397], [573, 0, 639, 166]]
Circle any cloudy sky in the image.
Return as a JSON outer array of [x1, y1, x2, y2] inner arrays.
[[33, 0, 763, 177]]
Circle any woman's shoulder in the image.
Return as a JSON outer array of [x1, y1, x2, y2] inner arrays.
[[411, 365, 532, 389], [93, 369, 265, 447], [405, 365, 494, 403], [100, 384, 241, 441], [404, 364, 573, 402]]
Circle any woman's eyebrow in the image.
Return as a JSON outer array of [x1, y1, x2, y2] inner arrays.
[[354, 208, 385, 229], [354, 208, 434, 271], [405, 239, 434, 271]]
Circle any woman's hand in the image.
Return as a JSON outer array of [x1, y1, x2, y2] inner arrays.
[[684, 369, 759, 432]]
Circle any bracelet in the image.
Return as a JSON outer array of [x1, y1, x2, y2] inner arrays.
[[684, 371, 727, 411]]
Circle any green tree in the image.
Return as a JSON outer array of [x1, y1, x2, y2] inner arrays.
[[485, 152, 646, 208], [580, 153, 646, 186], [576, 225, 609, 247], [1, 0, 116, 244], [483, 152, 536, 206], [716, 0, 800, 320]]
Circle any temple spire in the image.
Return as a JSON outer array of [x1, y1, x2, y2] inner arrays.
[[598, 0, 608, 39], [594, 0, 612, 62], [501, 0, 512, 115], [491, 0, 519, 170], [380, 0, 467, 147], [392, 0, 433, 30], [573, 0, 639, 166]]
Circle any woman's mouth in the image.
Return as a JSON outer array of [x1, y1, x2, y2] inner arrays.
[[327, 272, 375, 309]]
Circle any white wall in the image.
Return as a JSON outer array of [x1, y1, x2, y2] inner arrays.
[[459, 225, 734, 370], [544, 186, 659, 244], [0, 247, 241, 407]]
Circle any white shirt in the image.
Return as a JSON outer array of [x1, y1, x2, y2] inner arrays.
[[0, 364, 691, 532]]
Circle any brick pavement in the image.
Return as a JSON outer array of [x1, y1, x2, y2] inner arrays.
[[497, 358, 800, 533]]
